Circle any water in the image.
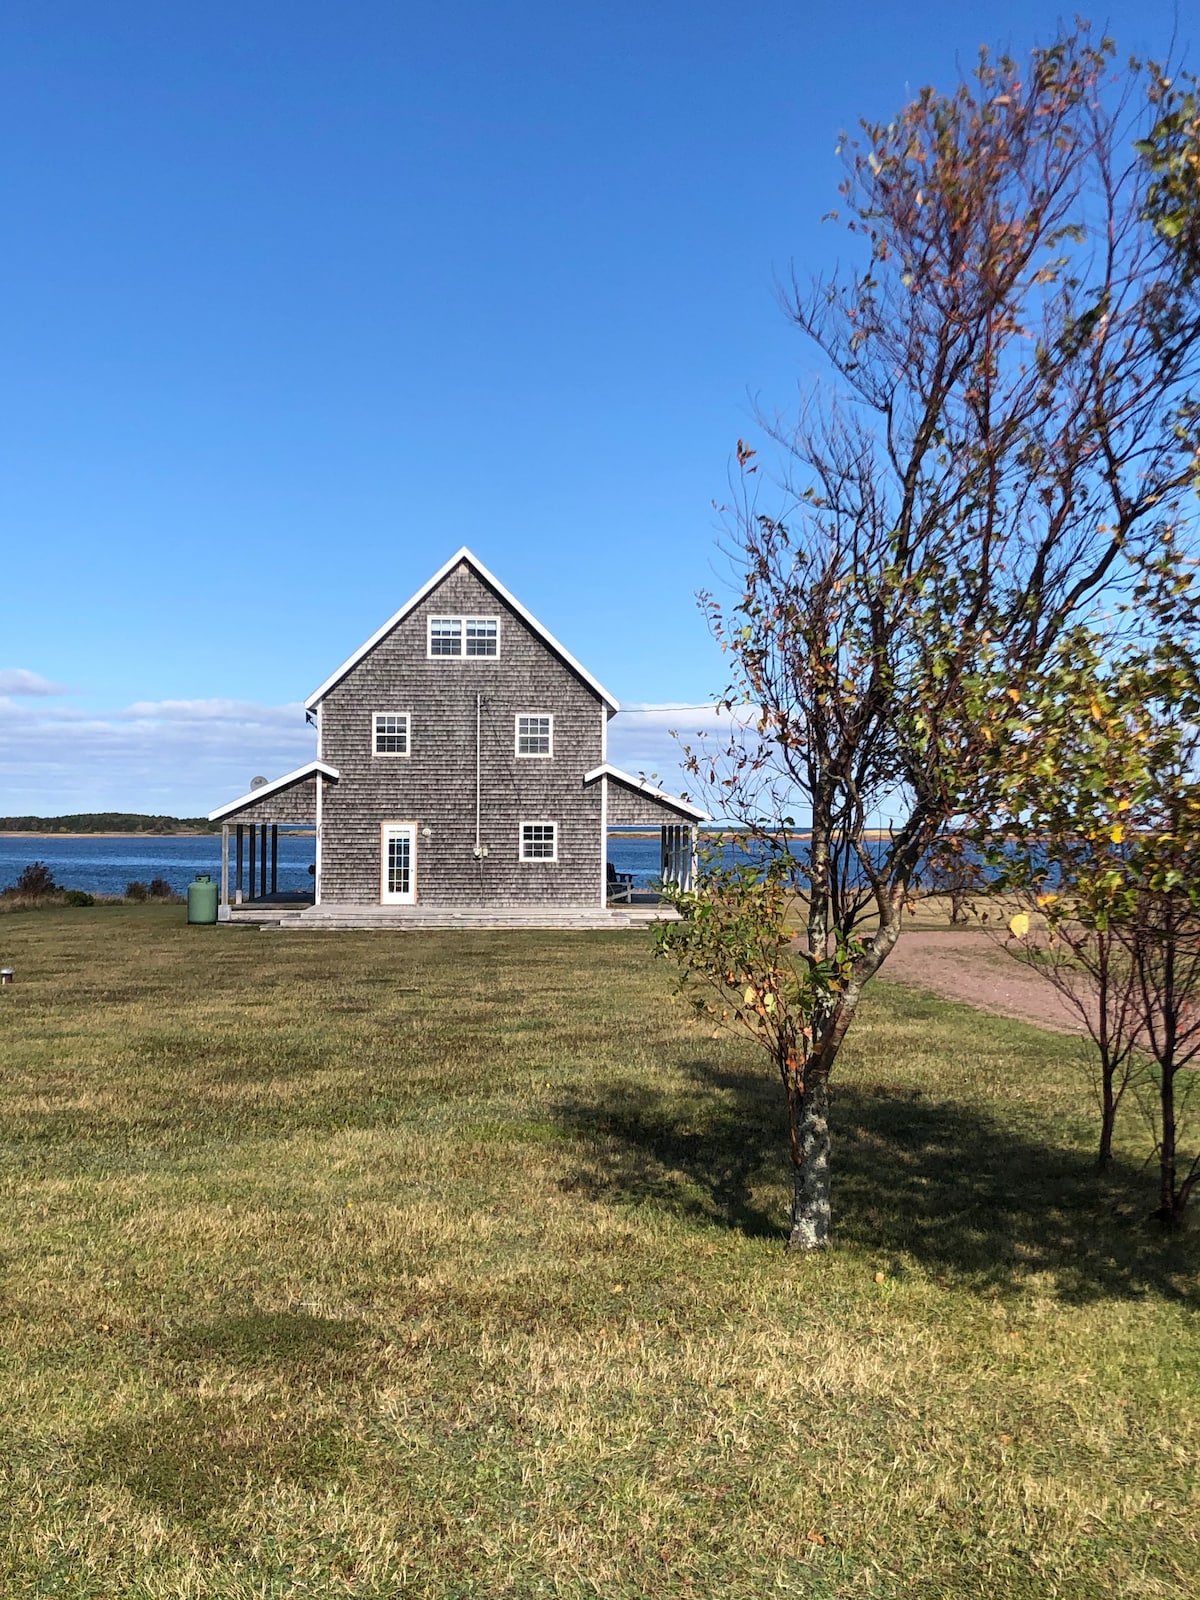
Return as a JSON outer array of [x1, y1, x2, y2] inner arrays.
[[0, 831, 787, 897], [0, 834, 316, 898]]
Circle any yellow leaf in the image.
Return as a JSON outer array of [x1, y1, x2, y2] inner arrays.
[[1089, 698, 1103, 720], [1005, 688, 1020, 704], [1110, 823, 1125, 844], [1008, 912, 1030, 938], [743, 986, 756, 1005]]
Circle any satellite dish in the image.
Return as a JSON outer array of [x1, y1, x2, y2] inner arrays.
[[250, 775, 268, 789]]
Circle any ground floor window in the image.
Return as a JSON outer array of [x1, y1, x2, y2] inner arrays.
[[520, 821, 557, 861]]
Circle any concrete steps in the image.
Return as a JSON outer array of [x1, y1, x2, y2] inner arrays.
[[237, 903, 679, 932]]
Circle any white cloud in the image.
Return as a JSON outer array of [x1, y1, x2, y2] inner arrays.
[[0, 695, 315, 816], [0, 693, 767, 821], [607, 702, 754, 793], [0, 668, 67, 697]]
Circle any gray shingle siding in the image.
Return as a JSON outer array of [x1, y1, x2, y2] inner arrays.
[[604, 782, 699, 826], [318, 563, 606, 906], [218, 777, 319, 825]]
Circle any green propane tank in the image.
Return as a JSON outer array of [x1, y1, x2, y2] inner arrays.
[[187, 874, 218, 925]]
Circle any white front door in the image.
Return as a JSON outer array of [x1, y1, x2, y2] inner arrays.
[[381, 823, 417, 904]]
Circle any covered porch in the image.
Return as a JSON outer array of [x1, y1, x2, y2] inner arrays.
[[583, 764, 709, 905], [207, 761, 338, 919]]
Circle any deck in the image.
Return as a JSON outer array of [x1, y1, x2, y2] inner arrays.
[[224, 897, 678, 931]]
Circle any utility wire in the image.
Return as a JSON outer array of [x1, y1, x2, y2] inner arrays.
[[614, 703, 740, 713]]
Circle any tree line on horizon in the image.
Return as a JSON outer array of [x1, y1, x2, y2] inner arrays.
[[0, 813, 221, 835]]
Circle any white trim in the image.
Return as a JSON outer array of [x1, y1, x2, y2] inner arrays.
[[599, 773, 608, 907], [582, 763, 709, 821], [519, 820, 558, 862], [515, 713, 553, 757], [380, 822, 417, 904], [207, 761, 340, 822], [304, 547, 620, 712], [373, 711, 411, 756], [315, 772, 323, 905]]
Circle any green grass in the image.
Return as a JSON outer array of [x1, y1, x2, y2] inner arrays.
[[0, 907, 1196, 1599]]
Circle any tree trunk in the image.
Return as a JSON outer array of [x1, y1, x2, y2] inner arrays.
[[1098, 1069, 1116, 1172], [788, 1070, 832, 1251], [1158, 1062, 1179, 1225]]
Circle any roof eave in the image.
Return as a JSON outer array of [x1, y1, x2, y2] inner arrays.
[[207, 760, 340, 822], [583, 763, 710, 822], [304, 547, 620, 713]]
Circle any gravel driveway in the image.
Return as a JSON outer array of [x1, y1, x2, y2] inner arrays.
[[878, 928, 1084, 1035]]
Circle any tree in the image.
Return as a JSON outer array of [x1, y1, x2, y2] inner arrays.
[[657, 30, 1200, 1250], [970, 619, 1160, 1171], [9, 861, 57, 898], [989, 560, 1200, 1221]]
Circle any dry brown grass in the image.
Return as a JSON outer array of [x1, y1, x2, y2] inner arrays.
[[0, 906, 1196, 1598]]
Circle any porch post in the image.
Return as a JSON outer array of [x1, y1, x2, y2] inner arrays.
[[248, 824, 256, 901], [270, 824, 278, 895], [220, 824, 229, 911], [235, 823, 244, 905], [315, 774, 323, 905], [259, 823, 268, 897]]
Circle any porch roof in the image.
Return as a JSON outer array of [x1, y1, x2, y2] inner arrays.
[[208, 760, 340, 822], [583, 763, 709, 822]]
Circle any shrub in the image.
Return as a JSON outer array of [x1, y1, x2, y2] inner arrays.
[[14, 861, 57, 897], [125, 881, 148, 902], [62, 889, 95, 907], [147, 878, 173, 899]]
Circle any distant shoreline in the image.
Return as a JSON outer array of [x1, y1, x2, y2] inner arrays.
[[0, 831, 217, 840]]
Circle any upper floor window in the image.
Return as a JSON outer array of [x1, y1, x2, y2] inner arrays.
[[373, 712, 410, 755], [516, 714, 553, 757], [428, 615, 499, 658]]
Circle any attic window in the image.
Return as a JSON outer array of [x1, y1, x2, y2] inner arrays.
[[428, 615, 499, 658]]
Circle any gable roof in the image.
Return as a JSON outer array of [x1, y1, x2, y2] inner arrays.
[[208, 760, 340, 822], [304, 547, 620, 713], [583, 763, 710, 821]]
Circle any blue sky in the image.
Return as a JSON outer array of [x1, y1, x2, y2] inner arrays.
[[1, 0, 1191, 815]]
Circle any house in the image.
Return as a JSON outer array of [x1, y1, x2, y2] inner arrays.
[[207, 548, 707, 924]]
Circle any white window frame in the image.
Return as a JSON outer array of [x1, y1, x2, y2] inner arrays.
[[519, 820, 558, 862], [372, 712, 411, 757], [427, 614, 500, 659], [515, 713, 553, 758]]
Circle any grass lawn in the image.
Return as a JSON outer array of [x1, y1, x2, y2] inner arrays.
[[0, 907, 1196, 1599]]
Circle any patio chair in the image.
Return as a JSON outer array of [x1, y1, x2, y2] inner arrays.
[[607, 862, 635, 903]]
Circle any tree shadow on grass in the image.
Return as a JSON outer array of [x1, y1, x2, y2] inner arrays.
[[554, 1059, 1199, 1305], [77, 1395, 357, 1522], [77, 1313, 366, 1524]]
